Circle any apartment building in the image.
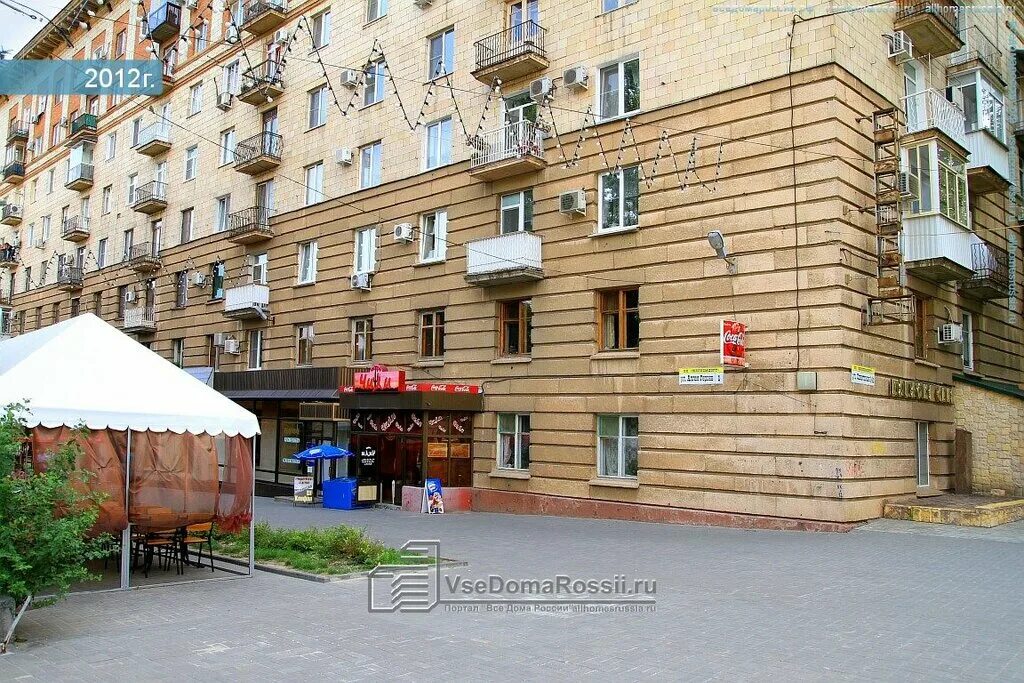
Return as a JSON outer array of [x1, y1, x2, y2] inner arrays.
[[2, 0, 1024, 525]]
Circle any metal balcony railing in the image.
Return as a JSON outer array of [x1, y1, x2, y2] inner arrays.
[[69, 113, 98, 138], [228, 206, 272, 236], [0, 290, 12, 307], [6, 121, 29, 143], [242, 0, 287, 26], [123, 306, 157, 329], [224, 282, 270, 317], [61, 215, 89, 239], [0, 246, 19, 263], [3, 161, 25, 179], [234, 131, 282, 166], [896, 0, 961, 37], [968, 240, 1010, 288], [136, 121, 172, 148], [1, 203, 22, 222], [903, 89, 967, 149], [466, 231, 543, 277], [146, 1, 182, 41], [949, 25, 1003, 78], [470, 120, 544, 169], [132, 180, 167, 205], [66, 163, 94, 185], [241, 60, 284, 92], [474, 21, 547, 72], [129, 241, 160, 261], [57, 265, 84, 288]]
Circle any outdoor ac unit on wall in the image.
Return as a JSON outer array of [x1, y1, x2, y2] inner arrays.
[[559, 189, 587, 215], [530, 77, 553, 103], [273, 29, 290, 45], [339, 69, 360, 87], [393, 223, 414, 242], [563, 66, 589, 90], [192, 271, 207, 287], [350, 272, 372, 291], [224, 338, 241, 354], [212, 332, 227, 347], [335, 148, 353, 165], [898, 171, 920, 199], [886, 31, 913, 61], [937, 323, 963, 344], [413, 0, 433, 7]]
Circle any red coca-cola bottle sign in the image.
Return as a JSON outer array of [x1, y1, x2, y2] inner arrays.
[[721, 320, 747, 367]]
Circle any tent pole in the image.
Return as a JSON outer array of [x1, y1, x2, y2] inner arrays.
[[249, 436, 255, 578], [119, 429, 132, 590]]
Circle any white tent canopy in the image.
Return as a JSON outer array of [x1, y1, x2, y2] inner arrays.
[[0, 314, 259, 437]]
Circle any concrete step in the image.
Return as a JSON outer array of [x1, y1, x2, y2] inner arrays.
[[883, 494, 1024, 528]]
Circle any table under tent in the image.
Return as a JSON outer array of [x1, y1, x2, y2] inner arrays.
[[0, 314, 259, 590]]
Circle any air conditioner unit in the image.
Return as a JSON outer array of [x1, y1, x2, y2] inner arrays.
[[184, 0, 198, 8], [224, 338, 241, 354], [225, 25, 239, 43], [413, 0, 432, 7], [298, 326, 314, 340], [212, 332, 227, 346], [243, 254, 256, 267], [937, 323, 963, 344], [393, 223, 414, 242], [350, 272, 372, 290], [339, 69, 360, 87], [124, 289, 136, 303], [216, 92, 233, 110], [273, 29, 290, 45], [530, 77, 553, 103], [267, 0, 287, 8], [192, 271, 207, 287], [886, 31, 913, 61], [559, 189, 587, 215], [563, 66, 589, 90], [59, 116, 68, 127], [898, 171, 920, 198], [335, 147, 353, 165], [33, 237, 44, 248]]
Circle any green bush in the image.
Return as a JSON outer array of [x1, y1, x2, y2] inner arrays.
[[0, 407, 114, 605]]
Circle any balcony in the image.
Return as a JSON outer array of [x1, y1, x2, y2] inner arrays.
[[134, 122, 172, 156], [903, 213, 974, 282], [65, 113, 98, 146], [227, 206, 274, 244], [127, 242, 162, 273], [961, 240, 1010, 300], [472, 21, 548, 84], [146, 1, 182, 43], [56, 266, 84, 291], [0, 290, 11, 307], [240, 0, 288, 35], [234, 132, 282, 175], [3, 160, 25, 184], [0, 313, 11, 339], [238, 60, 285, 105], [224, 282, 270, 320], [1, 202, 22, 225], [894, 0, 962, 58], [963, 125, 1010, 194], [130, 181, 168, 214], [469, 121, 546, 181], [61, 215, 90, 242], [948, 26, 1004, 84], [6, 121, 29, 144], [0, 246, 18, 268], [122, 306, 157, 334], [904, 89, 967, 150], [65, 163, 94, 191], [465, 231, 543, 286]]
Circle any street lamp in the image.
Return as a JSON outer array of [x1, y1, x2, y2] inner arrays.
[[707, 231, 737, 275]]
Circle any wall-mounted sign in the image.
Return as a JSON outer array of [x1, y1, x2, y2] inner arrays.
[[341, 381, 484, 394], [427, 442, 450, 459], [293, 476, 314, 504], [283, 436, 301, 444], [678, 367, 725, 385], [353, 365, 406, 392], [851, 365, 876, 386], [450, 442, 471, 459], [721, 320, 748, 368], [889, 378, 953, 404]]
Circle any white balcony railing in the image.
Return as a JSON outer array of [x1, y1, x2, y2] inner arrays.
[[136, 122, 172, 148], [470, 120, 544, 169], [465, 231, 542, 276], [903, 213, 974, 270], [904, 89, 967, 149], [964, 128, 1010, 181], [123, 307, 156, 330], [224, 283, 270, 315]]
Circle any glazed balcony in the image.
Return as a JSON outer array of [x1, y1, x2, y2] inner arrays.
[[56, 265, 84, 291], [465, 231, 543, 286], [0, 246, 18, 268], [238, 60, 285, 105], [0, 290, 11, 307], [224, 282, 270, 320], [903, 214, 974, 282], [894, 0, 962, 58], [3, 160, 25, 184], [146, 1, 182, 43], [130, 181, 168, 214], [1, 202, 22, 225], [963, 124, 1010, 194], [127, 242, 161, 273], [227, 206, 273, 244], [240, 0, 288, 35], [6, 121, 29, 145], [61, 215, 90, 242], [469, 120, 546, 181], [122, 306, 157, 334], [134, 122, 172, 156], [904, 89, 967, 150], [961, 240, 1010, 300], [234, 131, 281, 175], [65, 113, 98, 146], [472, 21, 548, 84], [948, 26, 1004, 84], [65, 163, 94, 191]]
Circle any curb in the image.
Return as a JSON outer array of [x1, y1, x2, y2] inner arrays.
[[214, 553, 468, 583]]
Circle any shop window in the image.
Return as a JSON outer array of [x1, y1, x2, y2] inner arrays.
[[597, 414, 638, 478], [353, 317, 373, 362], [420, 309, 445, 358], [297, 324, 314, 366], [599, 288, 640, 351], [913, 295, 928, 359], [499, 299, 532, 357], [497, 414, 530, 470]]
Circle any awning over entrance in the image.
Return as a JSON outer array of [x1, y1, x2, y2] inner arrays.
[[214, 366, 353, 400]]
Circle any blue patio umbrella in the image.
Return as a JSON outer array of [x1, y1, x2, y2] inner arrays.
[[294, 444, 354, 462]]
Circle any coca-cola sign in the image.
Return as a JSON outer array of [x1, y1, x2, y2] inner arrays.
[[721, 320, 748, 368]]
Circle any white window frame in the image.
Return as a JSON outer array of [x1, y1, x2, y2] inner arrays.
[[500, 190, 533, 234], [497, 413, 530, 470], [219, 129, 236, 166], [598, 165, 640, 233], [354, 226, 378, 274], [247, 329, 263, 370], [297, 323, 315, 366], [180, 207, 194, 244], [419, 209, 447, 263], [101, 185, 112, 214], [215, 195, 231, 232], [298, 241, 318, 284], [363, 60, 386, 106], [105, 132, 116, 160], [188, 82, 203, 116], [97, 238, 107, 269], [184, 145, 199, 180], [902, 142, 969, 227], [308, 86, 328, 129], [597, 55, 640, 121], [360, 141, 382, 188], [311, 10, 332, 49], [424, 117, 452, 170], [597, 414, 639, 479], [352, 317, 372, 362], [304, 161, 325, 206], [172, 338, 185, 367], [962, 311, 974, 370], [367, 0, 388, 22], [427, 27, 455, 78]]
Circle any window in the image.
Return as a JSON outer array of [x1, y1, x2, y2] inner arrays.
[[499, 299, 532, 356], [34, 305, 41, 328], [172, 338, 184, 367], [304, 162, 325, 205], [46, 169, 55, 194], [51, 302, 60, 324], [311, 10, 332, 48], [598, 57, 640, 120], [420, 309, 445, 358], [97, 238, 107, 268], [298, 241, 318, 284], [597, 415, 638, 478], [211, 261, 226, 299], [292, 323, 314, 366], [184, 145, 199, 180], [905, 143, 967, 226], [41, 215, 50, 241], [497, 414, 530, 470], [360, 141, 382, 188], [116, 285, 127, 319], [905, 144, 932, 214], [425, 117, 452, 169], [23, 267, 31, 292], [250, 252, 268, 284], [915, 422, 930, 487], [223, 60, 240, 95], [92, 292, 102, 317], [599, 165, 640, 232], [174, 270, 188, 308], [602, 0, 637, 11], [500, 190, 533, 234], [352, 317, 373, 362], [122, 228, 134, 260], [913, 295, 928, 358], [180, 207, 194, 243], [188, 83, 203, 116], [599, 288, 640, 350], [70, 298, 80, 317], [115, 29, 127, 58], [364, 60, 386, 106], [101, 185, 112, 214], [206, 335, 220, 370], [105, 132, 116, 160], [196, 21, 209, 51], [428, 27, 455, 78], [131, 117, 142, 147], [962, 311, 974, 370], [367, 0, 387, 22], [247, 330, 263, 370], [308, 86, 328, 129], [215, 195, 231, 232], [219, 129, 236, 165], [127, 174, 138, 205], [420, 210, 447, 262], [354, 226, 377, 273], [937, 146, 968, 227]]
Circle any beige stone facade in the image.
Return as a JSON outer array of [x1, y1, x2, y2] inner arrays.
[[954, 379, 1024, 495], [3, 0, 1024, 523]]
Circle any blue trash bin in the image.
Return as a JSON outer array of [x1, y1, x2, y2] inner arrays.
[[323, 477, 358, 510]]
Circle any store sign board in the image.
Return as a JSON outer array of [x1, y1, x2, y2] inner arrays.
[[341, 382, 484, 394], [721, 320, 748, 368], [421, 478, 444, 514], [851, 365, 876, 386], [294, 476, 314, 504], [889, 378, 953, 404], [353, 366, 406, 391], [678, 367, 724, 385]]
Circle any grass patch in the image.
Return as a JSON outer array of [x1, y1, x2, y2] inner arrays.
[[214, 522, 432, 576]]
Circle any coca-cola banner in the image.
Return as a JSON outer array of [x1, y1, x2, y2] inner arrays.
[[721, 320, 748, 368]]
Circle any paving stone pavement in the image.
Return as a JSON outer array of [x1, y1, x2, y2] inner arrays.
[[3, 499, 1024, 681]]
